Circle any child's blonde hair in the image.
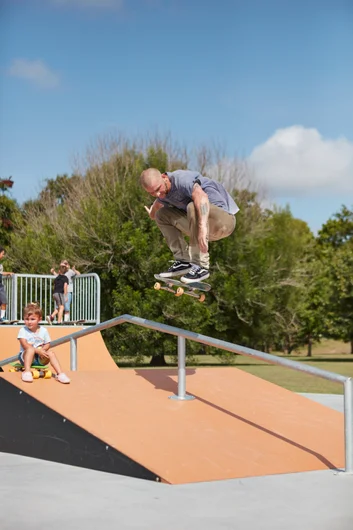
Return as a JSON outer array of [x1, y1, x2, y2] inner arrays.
[[23, 302, 42, 320]]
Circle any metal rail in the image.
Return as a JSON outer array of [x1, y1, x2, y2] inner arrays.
[[1, 313, 352, 473]]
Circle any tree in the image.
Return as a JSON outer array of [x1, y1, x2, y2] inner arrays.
[[294, 250, 332, 356], [0, 176, 14, 192], [317, 206, 353, 352], [326, 245, 353, 353], [5, 134, 333, 363], [317, 205, 353, 248], [0, 194, 21, 247]]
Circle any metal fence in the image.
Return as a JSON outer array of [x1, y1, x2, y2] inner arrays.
[[3, 273, 100, 324]]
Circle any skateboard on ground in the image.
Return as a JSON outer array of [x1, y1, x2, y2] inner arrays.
[[154, 275, 211, 303], [0, 320, 19, 325], [63, 319, 86, 325], [48, 319, 86, 325], [9, 362, 53, 379]]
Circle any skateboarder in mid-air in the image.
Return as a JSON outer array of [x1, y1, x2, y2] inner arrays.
[[141, 168, 239, 283], [17, 302, 70, 384]]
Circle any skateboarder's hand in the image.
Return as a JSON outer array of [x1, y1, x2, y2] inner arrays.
[[144, 205, 153, 217], [144, 200, 163, 220]]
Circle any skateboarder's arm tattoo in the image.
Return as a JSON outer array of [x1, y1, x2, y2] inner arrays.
[[192, 183, 209, 226], [192, 183, 209, 253], [200, 201, 209, 217]]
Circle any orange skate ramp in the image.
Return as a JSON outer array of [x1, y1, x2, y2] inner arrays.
[[0, 326, 117, 371], [0, 367, 344, 484]]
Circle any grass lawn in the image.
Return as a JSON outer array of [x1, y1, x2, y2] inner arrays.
[[117, 339, 353, 395], [234, 360, 352, 395]]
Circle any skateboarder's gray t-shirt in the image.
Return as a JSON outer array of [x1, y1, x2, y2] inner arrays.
[[158, 170, 239, 215]]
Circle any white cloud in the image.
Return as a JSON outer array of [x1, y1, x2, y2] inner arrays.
[[248, 126, 353, 196], [51, 0, 124, 8], [8, 59, 60, 89]]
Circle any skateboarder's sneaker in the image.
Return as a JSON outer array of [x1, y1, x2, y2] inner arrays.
[[46, 315, 54, 325], [181, 266, 210, 283], [0, 317, 8, 323], [22, 371, 33, 383], [158, 260, 192, 278], [57, 372, 70, 384]]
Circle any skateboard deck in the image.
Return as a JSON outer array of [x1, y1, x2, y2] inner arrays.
[[9, 362, 53, 379], [0, 320, 19, 325], [47, 319, 86, 326], [63, 319, 86, 325], [154, 275, 211, 302]]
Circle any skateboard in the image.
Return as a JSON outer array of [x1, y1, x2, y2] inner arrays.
[[9, 362, 53, 379], [47, 319, 86, 325], [0, 320, 19, 325], [154, 275, 211, 303]]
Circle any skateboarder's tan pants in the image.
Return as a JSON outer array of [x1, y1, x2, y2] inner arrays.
[[155, 203, 236, 269]]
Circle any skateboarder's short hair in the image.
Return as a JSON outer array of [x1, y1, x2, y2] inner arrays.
[[23, 302, 42, 320], [140, 168, 162, 189]]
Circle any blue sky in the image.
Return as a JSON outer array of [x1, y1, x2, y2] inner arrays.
[[0, 0, 352, 233]]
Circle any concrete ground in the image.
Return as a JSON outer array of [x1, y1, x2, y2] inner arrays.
[[1, 393, 352, 530], [300, 392, 345, 413]]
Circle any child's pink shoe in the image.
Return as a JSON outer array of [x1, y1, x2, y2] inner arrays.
[[57, 373, 70, 384], [22, 371, 33, 383]]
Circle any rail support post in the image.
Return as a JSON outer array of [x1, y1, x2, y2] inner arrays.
[[169, 335, 195, 401], [344, 377, 353, 474], [70, 337, 77, 371]]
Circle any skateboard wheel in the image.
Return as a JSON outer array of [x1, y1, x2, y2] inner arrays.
[[9, 368, 16, 372], [154, 282, 161, 290], [176, 287, 184, 296], [32, 369, 40, 379], [44, 370, 52, 379], [199, 294, 206, 303]]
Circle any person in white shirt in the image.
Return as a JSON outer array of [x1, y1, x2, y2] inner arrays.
[[17, 302, 70, 384]]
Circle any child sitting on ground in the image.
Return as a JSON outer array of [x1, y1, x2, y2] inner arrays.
[[18, 302, 70, 384]]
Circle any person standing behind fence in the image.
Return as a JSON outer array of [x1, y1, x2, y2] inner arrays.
[[46, 264, 68, 325], [0, 246, 14, 323], [50, 260, 81, 322]]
